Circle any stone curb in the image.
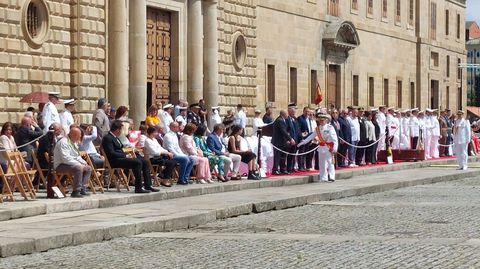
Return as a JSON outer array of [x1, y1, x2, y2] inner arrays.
[[0, 156, 476, 223], [0, 167, 477, 258]]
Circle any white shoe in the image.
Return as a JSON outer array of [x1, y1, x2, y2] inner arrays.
[[319, 179, 329, 183], [462, 167, 468, 170], [206, 178, 214, 183], [198, 179, 207, 184], [348, 164, 356, 168]]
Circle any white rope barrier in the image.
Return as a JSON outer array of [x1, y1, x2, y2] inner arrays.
[[270, 143, 320, 156], [0, 132, 47, 152]]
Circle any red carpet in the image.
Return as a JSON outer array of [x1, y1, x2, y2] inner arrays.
[[267, 156, 455, 178]]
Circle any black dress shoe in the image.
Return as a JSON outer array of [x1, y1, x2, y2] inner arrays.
[[177, 181, 188, 185], [145, 187, 160, 192], [135, 189, 151, 194], [247, 172, 260, 180], [80, 189, 90, 196], [272, 171, 281, 175], [71, 191, 84, 198], [280, 171, 290, 175]]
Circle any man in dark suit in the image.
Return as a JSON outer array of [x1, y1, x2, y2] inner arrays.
[[337, 109, 351, 167], [15, 116, 44, 165], [271, 110, 295, 175], [262, 106, 273, 124], [296, 106, 313, 171], [102, 120, 158, 193], [286, 103, 300, 173], [355, 108, 368, 166]]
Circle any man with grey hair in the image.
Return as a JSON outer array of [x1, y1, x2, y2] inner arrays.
[[93, 98, 110, 145], [271, 110, 295, 175]]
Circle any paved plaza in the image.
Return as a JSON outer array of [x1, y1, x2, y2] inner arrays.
[[2, 174, 480, 268]]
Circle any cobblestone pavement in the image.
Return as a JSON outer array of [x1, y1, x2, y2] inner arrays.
[[2, 176, 480, 269]]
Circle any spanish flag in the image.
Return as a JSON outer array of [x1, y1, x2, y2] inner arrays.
[[314, 81, 323, 105]]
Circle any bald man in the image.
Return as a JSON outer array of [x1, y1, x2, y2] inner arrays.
[[271, 110, 295, 175], [53, 126, 91, 198]]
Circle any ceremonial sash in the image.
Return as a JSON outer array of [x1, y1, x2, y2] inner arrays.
[[316, 126, 334, 153]]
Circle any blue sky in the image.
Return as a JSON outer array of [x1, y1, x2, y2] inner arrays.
[[467, 0, 480, 22]]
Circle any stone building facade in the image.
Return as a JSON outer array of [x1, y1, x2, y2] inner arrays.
[[0, 0, 467, 127]]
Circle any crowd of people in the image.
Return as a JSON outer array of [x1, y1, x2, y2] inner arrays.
[[0, 90, 475, 198]]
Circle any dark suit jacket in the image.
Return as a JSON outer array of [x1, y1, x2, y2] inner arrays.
[[206, 133, 226, 156], [286, 116, 300, 143], [297, 115, 312, 139], [358, 117, 367, 143], [15, 126, 43, 164], [101, 132, 127, 165], [262, 114, 273, 124], [271, 116, 292, 148], [331, 118, 343, 139], [338, 116, 352, 143]]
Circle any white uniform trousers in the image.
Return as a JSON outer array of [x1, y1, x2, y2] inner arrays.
[[429, 136, 440, 159], [377, 133, 386, 152], [424, 134, 431, 159], [454, 143, 468, 169], [318, 148, 335, 181]]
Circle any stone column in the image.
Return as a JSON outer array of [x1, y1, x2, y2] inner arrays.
[[107, 0, 129, 108], [129, 0, 147, 125], [187, 0, 203, 104], [203, 0, 219, 126]]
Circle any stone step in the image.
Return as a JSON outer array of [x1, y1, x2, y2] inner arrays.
[[0, 156, 475, 223], [0, 163, 478, 257]]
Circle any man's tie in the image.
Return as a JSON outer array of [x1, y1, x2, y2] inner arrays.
[[307, 117, 312, 133]]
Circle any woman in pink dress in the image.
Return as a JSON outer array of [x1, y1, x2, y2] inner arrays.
[[180, 123, 213, 184]]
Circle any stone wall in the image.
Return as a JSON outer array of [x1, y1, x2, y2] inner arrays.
[[0, 0, 106, 124], [218, 0, 257, 122]]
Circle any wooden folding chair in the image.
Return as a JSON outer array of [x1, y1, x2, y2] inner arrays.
[[100, 147, 130, 192], [31, 150, 47, 190], [0, 164, 15, 202], [142, 150, 161, 187], [44, 152, 74, 196], [6, 151, 36, 200], [80, 151, 104, 194]]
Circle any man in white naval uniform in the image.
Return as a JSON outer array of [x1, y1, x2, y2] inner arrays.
[[377, 105, 387, 152], [59, 99, 76, 134], [42, 92, 61, 133], [453, 110, 471, 170], [423, 109, 434, 159], [400, 109, 411, 149], [409, 108, 420, 149], [429, 109, 441, 159], [209, 106, 223, 132], [315, 113, 338, 182], [160, 104, 174, 133], [386, 108, 400, 149]]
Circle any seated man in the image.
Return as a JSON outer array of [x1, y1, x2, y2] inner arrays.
[[206, 124, 242, 180], [101, 120, 159, 193], [37, 122, 64, 170], [143, 126, 179, 187], [15, 116, 44, 165], [53, 126, 92, 198], [163, 122, 195, 185]]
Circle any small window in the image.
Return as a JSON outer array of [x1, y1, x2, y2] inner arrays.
[[410, 82, 415, 108], [408, 0, 414, 25], [456, 14, 461, 39], [397, 80, 402, 108], [382, 0, 387, 18], [446, 86, 450, 109], [383, 79, 389, 106], [290, 67, 297, 103], [267, 65, 275, 102], [430, 2, 437, 40], [457, 58, 462, 80], [431, 52, 439, 67], [232, 32, 247, 71], [329, 0, 339, 16], [445, 10, 450, 36], [368, 77, 375, 107], [446, 55, 450, 77], [367, 0, 374, 15], [353, 75, 359, 106], [22, 0, 50, 48], [395, 0, 401, 23], [352, 0, 358, 10]]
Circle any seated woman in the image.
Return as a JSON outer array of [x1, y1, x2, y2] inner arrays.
[[228, 124, 259, 180], [0, 122, 30, 189], [79, 125, 104, 168], [143, 127, 178, 187], [179, 123, 213, 184], [193, 125, 226, 182], [145, 105, 163, 130], [115, 106, 135, 147]]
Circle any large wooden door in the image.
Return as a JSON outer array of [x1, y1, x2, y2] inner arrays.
[[327, 65, 339, 108], [147, 8, 171, 106]]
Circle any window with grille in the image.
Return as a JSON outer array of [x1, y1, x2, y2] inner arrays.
[[27, 3, 39, 38], [397, 80, 402, 108], [310, 70, 318, 104], [446, 86, 450, 109], [395, 0, 401, 23], [383, 79, 389, 106], [446, 55, 450, 77], [353, 75, 359, 106], [329, 0, 339, 16], [410, 82, 415, 108], [457, 58, 461, 80], [267, 65, 275, 102], [430, 2, 437, 40], [290, 67, 298, 103], [367, 0, 373, 15], [408, 0, 414, 25], [456, 14, 461, 39], [382, 0, 387, 18], [368, 77, 375, 107]]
